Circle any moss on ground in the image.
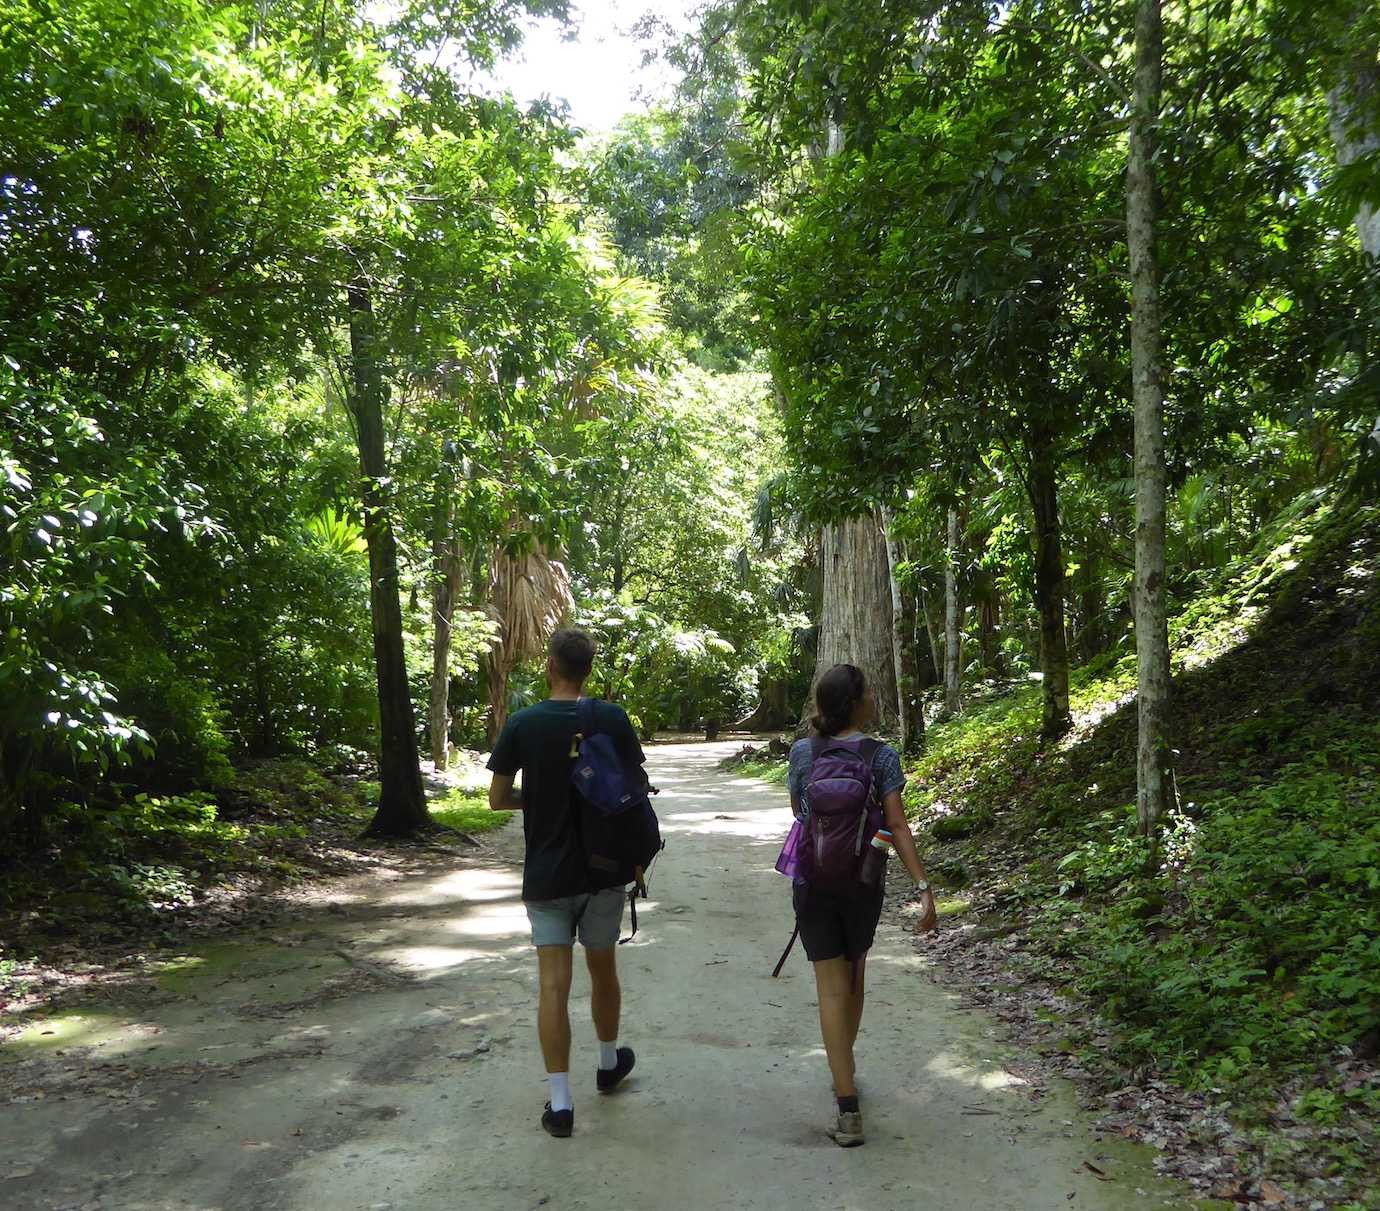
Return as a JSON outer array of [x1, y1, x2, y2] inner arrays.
[[428, 787, 512, 835]]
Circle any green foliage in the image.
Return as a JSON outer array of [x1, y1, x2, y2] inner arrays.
[[0, 758, 371, 933], [907, 503, 1380, 1178]]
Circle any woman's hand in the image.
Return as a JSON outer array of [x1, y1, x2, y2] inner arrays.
[[912, 887, 939, 935]]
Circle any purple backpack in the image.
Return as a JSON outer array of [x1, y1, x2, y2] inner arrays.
[[788, 737, 883, 894]]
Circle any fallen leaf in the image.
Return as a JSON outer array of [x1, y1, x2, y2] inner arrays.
[[1082, 1161, 1111, 1181], [1259, 1180, 1287, 1205]]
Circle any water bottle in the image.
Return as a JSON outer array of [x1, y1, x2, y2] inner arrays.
[[859, 828, 893, 887]]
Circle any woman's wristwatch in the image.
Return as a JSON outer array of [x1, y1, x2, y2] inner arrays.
[[912, 879, 930, 894]]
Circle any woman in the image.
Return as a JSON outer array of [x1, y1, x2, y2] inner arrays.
[[787, 663, 938, 1148]]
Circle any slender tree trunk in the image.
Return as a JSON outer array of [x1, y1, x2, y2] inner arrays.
[[1129, 0, 1172, 837], [943, 508, 964, 716], [1327, 54, 1380, 458], [883, 507, 924, 753], [920, 587, 943, 684], [803, 511, 898, 731], [347, 278, 429, 836], [1329, 58, 1380, 261], [486, 630, 513, 749], [253, 648, 275, 755], [1078, 573, 1105, 662], [1026, 424, 1073, 739], [428, 466, 464, 770], [978, 595, 1003, 675]]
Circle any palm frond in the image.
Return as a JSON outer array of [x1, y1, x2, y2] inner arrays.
[[490, 544, 575, 666]]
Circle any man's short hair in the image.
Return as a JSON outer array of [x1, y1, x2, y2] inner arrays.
[[548, 627, 595, 682]]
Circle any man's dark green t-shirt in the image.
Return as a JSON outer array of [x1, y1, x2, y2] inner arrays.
[[487, 698, 645, 902]]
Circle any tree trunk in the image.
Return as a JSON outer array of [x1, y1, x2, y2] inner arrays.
[[802, 511, 898, 732], [1026, 425, 1073, 739], [943, 508, 964, 716], [795, 121, 896, 734], [920, 587, 943, 684], [734, 679, 791, 731], [1329, 58, 1380, 260], [1077, 572, 1105, 662], [428, 464, 464, 770], [1129, 0, 1172, 836], [1327, 54, 1380, 460], [253, 648, 275, 755], [347, 279, 429, 836], [883, 507, 924, 753], [978, 595, 1003, 675]]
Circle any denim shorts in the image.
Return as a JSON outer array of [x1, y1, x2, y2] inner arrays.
[[525, 887, 627, 949]]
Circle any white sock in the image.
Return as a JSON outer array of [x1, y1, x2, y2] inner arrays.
[[546, 1071, 572, 1112], [599, 1040, 619, 1071]]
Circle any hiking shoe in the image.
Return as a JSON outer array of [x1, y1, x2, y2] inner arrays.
[[828, 1109, 865, 1147], [541, 1103, 573, 1138], [596, 1046, 636, 1093]]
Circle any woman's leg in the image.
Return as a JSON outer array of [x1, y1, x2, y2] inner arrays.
[[813, 956, 858, 1098], [848, 954, 867, 1050]]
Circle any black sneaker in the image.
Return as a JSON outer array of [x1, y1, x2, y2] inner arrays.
[[596, 1046, 636, 1093], [541, 1102, 573, 1137]]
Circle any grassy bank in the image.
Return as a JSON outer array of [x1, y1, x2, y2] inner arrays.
[[908, 500, 1379, 1205], [1, 757, 511, 1006]]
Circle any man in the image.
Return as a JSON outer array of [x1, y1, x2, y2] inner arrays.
[[487, 627, 643, 1138]]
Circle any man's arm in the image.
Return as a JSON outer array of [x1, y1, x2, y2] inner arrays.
[[488, 773, 521, 811], [486, 716, 521, 809]]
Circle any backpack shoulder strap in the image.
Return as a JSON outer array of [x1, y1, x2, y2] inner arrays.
[[859, 737, 885, 805], [577, 696, 598, 739]]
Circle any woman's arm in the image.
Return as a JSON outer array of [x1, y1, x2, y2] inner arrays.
[[882, 790, 939, 933]]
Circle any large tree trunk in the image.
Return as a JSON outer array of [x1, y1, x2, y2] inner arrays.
[[942, 508, 964, 716], [883, 507, 924, 753], [1026, 424, 1073, 740], [1129, 0, 1172, 837], [347, 279, 429, 836], [795, 120, 898, 734], [803, 511, 898, 732], [428, 461, 464, 770], [734, 679, 791, 732]]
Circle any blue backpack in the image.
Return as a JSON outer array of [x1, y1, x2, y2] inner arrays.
[[570, 699, 663, 938]]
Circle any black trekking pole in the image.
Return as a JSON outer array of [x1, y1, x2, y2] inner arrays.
[[771, 925, 799, 978]]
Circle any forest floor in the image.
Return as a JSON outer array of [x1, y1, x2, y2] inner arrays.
[[0, 741, 1197, 1211]]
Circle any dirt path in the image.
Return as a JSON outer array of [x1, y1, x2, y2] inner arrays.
[[2, 742, 1195, 1211]]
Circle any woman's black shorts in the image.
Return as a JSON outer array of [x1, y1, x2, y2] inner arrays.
[[792, 881, 885, 962]]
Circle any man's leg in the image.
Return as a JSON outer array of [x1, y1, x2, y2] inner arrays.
[[580, 889, 635, 1091], [813, 956, 857, 1099], [536, 944, 574, 1114], [585, 945, 621, 1046]]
